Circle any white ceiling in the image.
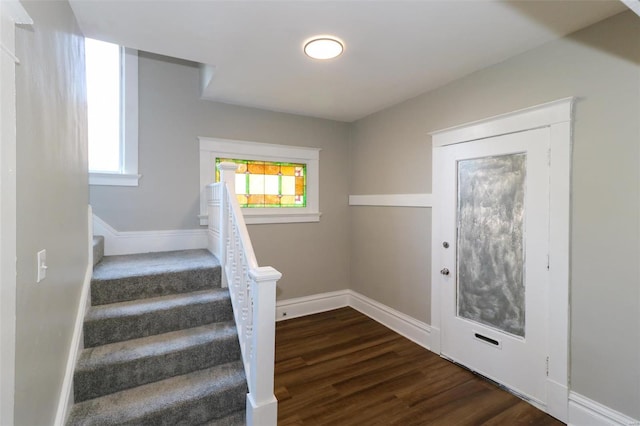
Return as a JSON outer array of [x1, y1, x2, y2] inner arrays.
[[69, 0, 627, 122]]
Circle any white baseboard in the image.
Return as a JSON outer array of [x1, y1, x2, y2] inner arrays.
[[276, 290, 431, 350], [93, 215, 207, 256], [276, 290, 349, 321], [569, 392, 639, 426], [54, 207, 93, 426], [348, 291, 431, 350]]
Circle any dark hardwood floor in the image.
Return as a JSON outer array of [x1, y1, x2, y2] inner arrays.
[[275, 307, 563, 426]]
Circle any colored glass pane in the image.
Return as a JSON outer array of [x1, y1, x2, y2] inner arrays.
[[280, 195, 296, 205], [215, 158, 307, 208], [281, 166, 296, 176], [295, 177, 305, 195], [264, 175, 279, 195], [249, 174, 264, 195], [265, 164, 280, 175], [235, 174, 247, 195], [236, 163, 247, 173], [248, 162, 265, 174], [265, 195, 281, 205], [247, 194, 265, 205], [281, 176, 295, 195]]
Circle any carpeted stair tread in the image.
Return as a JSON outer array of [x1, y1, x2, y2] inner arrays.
[[74, 322, 241, 402], [66, 361, 247, 426], [199, 410, 245, 426], [83, 289, 233, 347], [91, 249, 221, 305]]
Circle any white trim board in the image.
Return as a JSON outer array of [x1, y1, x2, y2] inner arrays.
[[568, 392, 639, 426], [429, 97, 574, 147], [54, 205, 93, 426], [54, 265, 91, 426], [349, 194, 432, 208], [93, 215, 207, 256], [276, 290, 349, 321], [276, 290, 432, 350]]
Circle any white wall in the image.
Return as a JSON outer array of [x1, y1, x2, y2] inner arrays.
[[90, 52, 352, 300], [349, 11, 640, 420], [15, 1, 89, 424]]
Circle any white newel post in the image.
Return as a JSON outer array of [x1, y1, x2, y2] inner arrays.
[[246, 266, 281, 426], [217, 162, 238, 288]]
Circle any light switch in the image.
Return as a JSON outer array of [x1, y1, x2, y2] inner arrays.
[[37, 249, 47, 283]]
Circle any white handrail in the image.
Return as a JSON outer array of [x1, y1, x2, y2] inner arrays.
[[206, 162, 280, 426]]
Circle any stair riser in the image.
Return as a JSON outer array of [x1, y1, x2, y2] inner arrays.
[[91, 268, 221, 305], [74, 334, 241, 402], [92, 236, 104, 267], [83, 300, 233, 348]]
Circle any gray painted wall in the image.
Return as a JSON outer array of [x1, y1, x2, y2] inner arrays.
[[350, 11, 640, 419], [15, 1, 88, 424], [90, 53, 351, 300]]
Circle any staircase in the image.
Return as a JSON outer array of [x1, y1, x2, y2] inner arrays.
[[66, 239, 247, 425]]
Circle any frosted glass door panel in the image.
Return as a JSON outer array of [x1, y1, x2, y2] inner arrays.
[[456, 153, 526, 337]]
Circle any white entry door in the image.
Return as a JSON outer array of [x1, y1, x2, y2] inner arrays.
[[436, 127, 551, 406]]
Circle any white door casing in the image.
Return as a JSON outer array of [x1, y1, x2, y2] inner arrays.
[[1, 2, 32, 425], [430, 98, 573, 422]]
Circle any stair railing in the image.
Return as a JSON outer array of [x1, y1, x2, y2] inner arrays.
[[207, 162, 281, 426]]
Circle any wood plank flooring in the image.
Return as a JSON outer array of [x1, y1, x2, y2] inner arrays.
[[275, 307, 563, 426]]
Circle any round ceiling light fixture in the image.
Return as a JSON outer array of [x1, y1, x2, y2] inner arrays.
[[304, 36, 344, 60]]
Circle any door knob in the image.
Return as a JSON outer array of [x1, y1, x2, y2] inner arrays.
[[440, 268, 450, 276]]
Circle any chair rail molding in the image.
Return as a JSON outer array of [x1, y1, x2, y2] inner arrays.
[[349, 193, 432, 208]]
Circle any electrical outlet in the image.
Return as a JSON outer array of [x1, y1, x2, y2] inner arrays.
[[37, 249, 47, 283]]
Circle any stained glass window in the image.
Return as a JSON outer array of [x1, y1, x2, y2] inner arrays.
[[215, 158, 306, 208]]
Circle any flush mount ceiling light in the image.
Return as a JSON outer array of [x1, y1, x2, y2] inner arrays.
[[304, 36, 344, 60]]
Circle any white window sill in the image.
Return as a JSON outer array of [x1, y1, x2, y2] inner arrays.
[[200, 211, 321, 226], [244, 211, 321, 225], [90, 172, 141, 187]]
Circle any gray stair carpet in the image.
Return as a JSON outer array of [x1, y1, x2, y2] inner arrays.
[[67, 249, 246, 426]]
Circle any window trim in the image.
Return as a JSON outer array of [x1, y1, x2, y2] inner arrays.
[[199, 137, 321, 225], [89, 46, 140, 186]]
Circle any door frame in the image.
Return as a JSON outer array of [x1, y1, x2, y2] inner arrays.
[[1, 2, 32, 425], [430, 98, 574, 423]]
